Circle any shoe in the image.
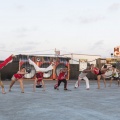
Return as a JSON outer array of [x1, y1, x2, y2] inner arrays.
[[9, 89, 11, 92], [2, 91, 6, 94], [56, 87, 59, 90], [36, 85, 42, 88], [64, 88, 68, 90]]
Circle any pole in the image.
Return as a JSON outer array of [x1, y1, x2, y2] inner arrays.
[[0, 72, 1, 80]]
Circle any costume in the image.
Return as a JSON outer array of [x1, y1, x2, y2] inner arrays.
[[75, 70, 90, 89], [54, 70, 67, 90], [36, 72, 43, 82], [111, 68, 119, 80], [11, 73, 24, 81], [92, 67, 106, 75], [35, 72, 43, 88]]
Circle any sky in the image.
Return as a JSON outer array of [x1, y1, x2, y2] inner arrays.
[[0, 0, 120, 60]]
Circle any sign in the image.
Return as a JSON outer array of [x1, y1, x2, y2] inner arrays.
[[79, 59, 87, 71], [114, 46, 120, 57]]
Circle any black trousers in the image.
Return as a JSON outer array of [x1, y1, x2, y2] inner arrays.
[[58, 79, 67, 89]]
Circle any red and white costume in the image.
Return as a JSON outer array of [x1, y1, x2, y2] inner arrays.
[[0, 55, 13, 70], [36, 72, 43, 82], [12, 73, 24, 81]]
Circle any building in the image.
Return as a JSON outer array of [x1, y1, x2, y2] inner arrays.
[[63, 53, 101, 79], [63, 53, 101, 65]]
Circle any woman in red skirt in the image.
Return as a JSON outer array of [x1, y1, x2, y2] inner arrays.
[[9, 67, 27, 93]]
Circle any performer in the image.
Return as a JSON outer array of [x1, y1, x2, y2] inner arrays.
[[0, 81, 6, 94], [9, 67, 27, 93], [33, 71, 45, 92], [28, 58, 55, 92], [109, 65, 120, 87], [28, 58, 54, 72], [74, 65, 91, 90], [36, 79, 42, 88], [54, 67, 69, 90], [0, 54, 15, 94], [91, 64, 110, 89]]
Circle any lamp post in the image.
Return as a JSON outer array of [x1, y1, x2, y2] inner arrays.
[[111, 53, 113, 58]]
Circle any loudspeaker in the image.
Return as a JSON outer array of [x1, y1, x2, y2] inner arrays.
[[34, 56, 43, 67]]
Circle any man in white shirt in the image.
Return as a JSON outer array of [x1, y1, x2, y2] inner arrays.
[[74, 65, 91, 90]]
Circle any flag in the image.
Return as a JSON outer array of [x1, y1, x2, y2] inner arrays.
[[0, 55, 13, 70]]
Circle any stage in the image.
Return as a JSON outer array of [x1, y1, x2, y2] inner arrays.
[[0, 80, 120, 120]]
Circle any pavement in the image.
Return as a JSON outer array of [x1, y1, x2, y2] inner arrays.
[[0, 79, 120, 120]]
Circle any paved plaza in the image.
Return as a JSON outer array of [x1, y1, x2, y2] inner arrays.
[[0, 80, 120, 120]]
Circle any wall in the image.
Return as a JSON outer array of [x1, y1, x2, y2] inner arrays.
[[0, 59, 97, 80], [0, 61, 19, 80], [63, 54, 101, 65]]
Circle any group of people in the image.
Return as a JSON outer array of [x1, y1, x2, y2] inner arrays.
[[0, 55, 54, 94], [75, 64, 120, 90], [0, 54, 120, 94], [0, 54, 70, 94]]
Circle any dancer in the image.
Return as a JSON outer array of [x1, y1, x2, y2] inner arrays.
[[55, 67, 69, 90], [91, 64, 110, 89], [9, 67, 27, 93], [28, 58, 55, 92], [109, 65, 120, 87], [0, 54, 15, 94], [0, 81, 6, 94], [33, 71, 45, 92], [28, 58, 54, 72], [74, 65, 91, 90]]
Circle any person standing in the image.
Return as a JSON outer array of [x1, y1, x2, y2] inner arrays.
[[74, 66, 91, 90], [9, 67, 27, 93], [91, 64, 110, 89], [109, 65, 120, 87]]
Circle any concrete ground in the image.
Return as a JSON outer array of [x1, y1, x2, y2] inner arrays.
[[0, 79, 120, 120]]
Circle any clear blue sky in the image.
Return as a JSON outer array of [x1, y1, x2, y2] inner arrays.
[[0, 0, 120, 59]]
